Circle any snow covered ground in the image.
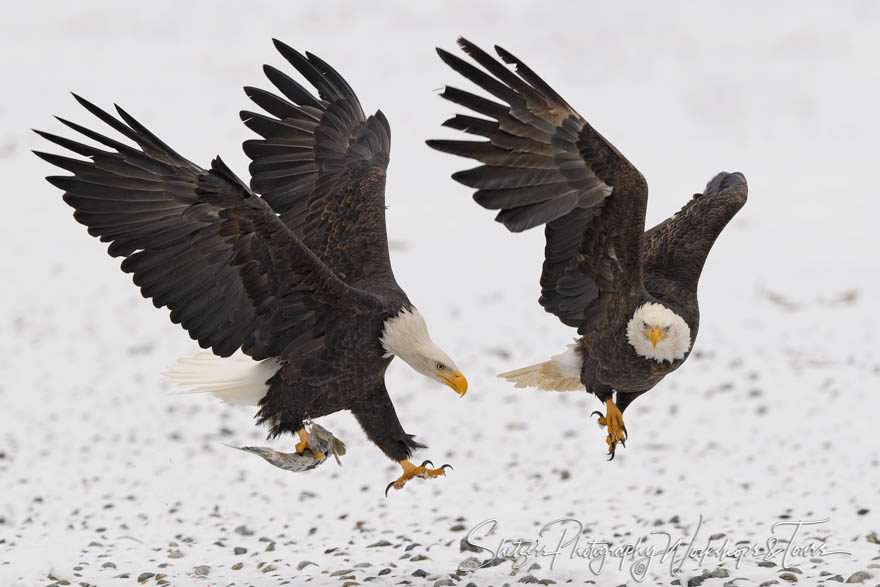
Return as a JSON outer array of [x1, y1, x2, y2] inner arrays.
[[1, 1, 879, 585]]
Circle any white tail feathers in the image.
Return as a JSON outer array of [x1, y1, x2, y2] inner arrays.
[[163, 352, 281, 406], [498, 345, 584, 392]]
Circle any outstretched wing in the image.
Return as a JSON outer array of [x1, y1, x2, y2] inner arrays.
[[35, 95, 378, 360], [240, 39, 402, 298], [643, 171, 748, 290], [428, 39, 648, 333]]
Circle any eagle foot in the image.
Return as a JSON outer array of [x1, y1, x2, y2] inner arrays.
[[294, 428, 324, 460], [591, 399, 627, 460], [385, 459, 452, 497]]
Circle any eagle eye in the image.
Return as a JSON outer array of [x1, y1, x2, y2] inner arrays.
[[436, 362, 445, 371]]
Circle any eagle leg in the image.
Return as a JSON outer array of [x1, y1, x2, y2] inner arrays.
[[385, 459, 452, 496], [294, 428, 324, 460], [591, 398, 627, 460]]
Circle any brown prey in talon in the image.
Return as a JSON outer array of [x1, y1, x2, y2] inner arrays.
[[591, 398, 628, 460], [385, 459, 453, 496]]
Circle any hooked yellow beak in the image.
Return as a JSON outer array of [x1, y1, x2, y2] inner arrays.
[[438, 370, 468, 397], [644, 326, 668, 350]]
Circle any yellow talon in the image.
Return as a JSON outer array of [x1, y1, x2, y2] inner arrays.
[[294, 428, 323, 460], [385, 459, 452, 496], [592, 399, 627, 459]]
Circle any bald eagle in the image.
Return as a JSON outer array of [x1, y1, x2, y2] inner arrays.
[[428, 39, 747, 458], [34, 39, 468, 491]]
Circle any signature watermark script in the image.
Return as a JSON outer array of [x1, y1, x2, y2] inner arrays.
[[459, 517, 850, 581]]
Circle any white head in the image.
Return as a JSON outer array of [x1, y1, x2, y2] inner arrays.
[[380, 307, 468, 396], [626, 302, 692, 363]]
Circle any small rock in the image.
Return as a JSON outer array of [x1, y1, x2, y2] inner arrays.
[[845, 571, 872, 583], [331, 569, 355, 577], [410, 555, 429, 562], [450, 524, 467, 532], [779, 573, 798, 583], [758, 582, 778, 587], [435, 580, 455, 587], [412, 569, 428, 577], [460, 537, 480, 553], [519, 576, 539, 584], [368, 540, 392, 548], [101, 562, 116, 569], [378, 568, 391, 575], [137, 573, 154, 583], [231, 563, 243, 570], [687, 576, 706, 586], [193, 566, 210, 576], [538, 581, 556, 586], [234, 525, 254, 536], [342, 582, 360, 587], [826, 576, 844, 583], [168, 550, 183, 559], [297, 561, 317, 570], [707, 568, 730, 578], [262, 564, 277, 573], [234, 547, 247, 555], [758, 561, 778, 568]]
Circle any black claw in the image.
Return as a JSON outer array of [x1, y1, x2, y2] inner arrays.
[[590, 410, 604, 420], [622, 424, 629, 440], [607, 447, 616, 461], [420, 459, 434, 468], [385, 481, 395, 497], [440, 463, 453, 471], [620, 438, 626, 448]]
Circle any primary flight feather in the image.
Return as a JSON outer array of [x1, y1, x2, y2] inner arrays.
[[428, 38, 747, 458], [35, 38, 468, 492]]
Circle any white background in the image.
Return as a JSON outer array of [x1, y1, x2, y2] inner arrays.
[[1, 2, 878, 585]]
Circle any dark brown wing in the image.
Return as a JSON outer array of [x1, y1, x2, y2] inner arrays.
[[428, 39, 648, 333], [34, 96, 379, 360], [644, 171, 748, 291], [240, 39, 402, 298]]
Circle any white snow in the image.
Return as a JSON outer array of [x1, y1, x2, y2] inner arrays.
[[1, 1, 878, 585]]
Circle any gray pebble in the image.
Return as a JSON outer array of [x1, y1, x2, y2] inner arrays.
[[845, 571, 873, 583], [168, 550, 183, 559], [519, 576, 539, 584], [331, 569, 355, 577], [459, 557, 481, 570], [413, 569, 428, 577], [234, 525, 254, 536], [708, 568, 730, 578], [234, 547, 247, 555], [460, 537, 480, 553], [435, 581, 456, 587], [368, 540, 392, 548], [193, 565, 210, 576], [297, 561, 317, 570], [378, 568, 391, 576], [779, 573, 798, 583], [136, 573, 154, 583], [101, 562, 115, 569]]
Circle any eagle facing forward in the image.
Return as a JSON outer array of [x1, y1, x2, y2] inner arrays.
[[429, 39, 747, 458], [35, 39, 468, 492]]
